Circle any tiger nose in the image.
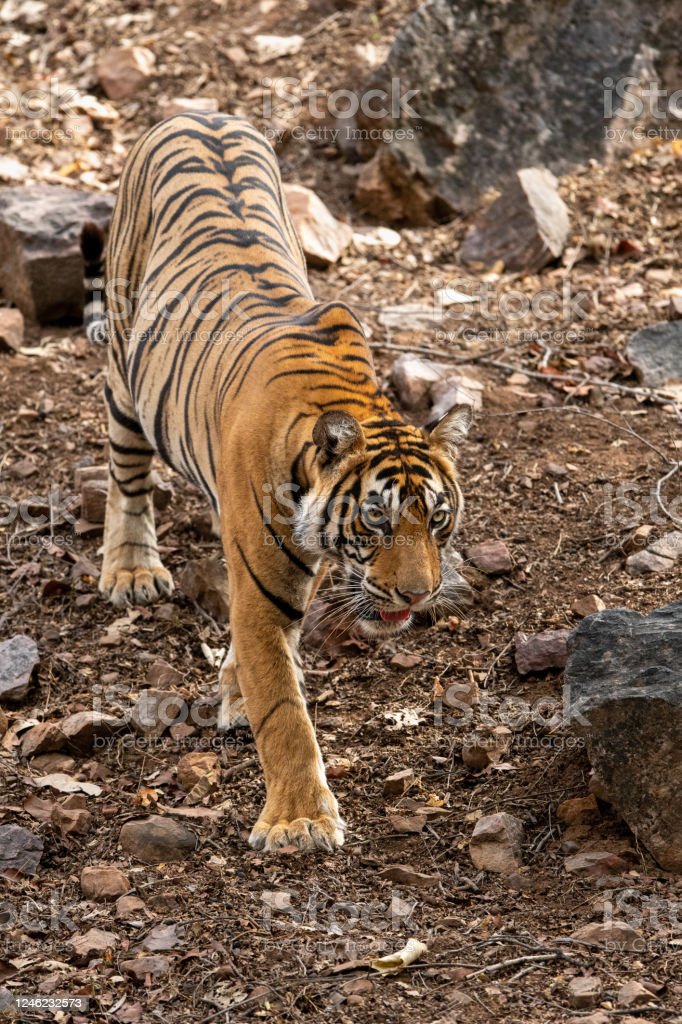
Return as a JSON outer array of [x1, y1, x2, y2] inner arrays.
[[399, 590, 430, 605]]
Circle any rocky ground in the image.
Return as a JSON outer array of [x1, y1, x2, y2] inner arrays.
[[1, 1, 682, 1022]]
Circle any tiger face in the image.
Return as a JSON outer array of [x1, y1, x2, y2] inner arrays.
[[294, 405, 472, 637]]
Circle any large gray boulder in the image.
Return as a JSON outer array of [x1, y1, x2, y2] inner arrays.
[[0, 185, 114, 323], [564, 602, 682, 872], [353, 0, 682, 222]]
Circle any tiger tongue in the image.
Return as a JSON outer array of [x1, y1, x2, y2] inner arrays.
[[379, 608, 411, 622]]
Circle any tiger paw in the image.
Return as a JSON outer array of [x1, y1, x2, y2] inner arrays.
[[99, 564, 174, 608], [249, 812, 345, 853]]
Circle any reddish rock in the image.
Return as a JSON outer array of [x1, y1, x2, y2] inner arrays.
[[21, 722, 65, 757], [121, 955, 170, 981], [469, 812, 524, 872], [119, 816, 197, 864], [557, 795, 600, 825], [465, 540, 513, 575], [568, 976, 602, 1009], [570, 921, 643, 951], [69, 928, 118, 964], [176, 751, 220, 791], [80, 865, 129, 900], [514, 628, 572, 675], [564, 850, 627, 878], [382, 768, 415, 798], [97, 46, 156, 101], [572, 595, 606, 617], [0, 306, 24, 352]]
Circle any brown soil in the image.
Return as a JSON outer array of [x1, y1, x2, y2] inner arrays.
[[1, 1, 682, 1022]]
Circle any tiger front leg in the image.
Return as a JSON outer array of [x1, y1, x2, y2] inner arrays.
[[99, 384, 173, 608], [228, 587, 344, 853]]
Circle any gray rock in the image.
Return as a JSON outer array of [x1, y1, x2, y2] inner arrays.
[[0, 186, 114, 324], [625, 549, 676, 575], [352, 0, 682, 221], [564, 602, 682, 872], [626, 321, 682, 386], [0, 634, 39, 702], [459, 168, 570, 272], [0, 824, 44, 875]]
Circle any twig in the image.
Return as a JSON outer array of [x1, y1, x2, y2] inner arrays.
[[654, 462, 682, 528], [464, 950, 582, 979]]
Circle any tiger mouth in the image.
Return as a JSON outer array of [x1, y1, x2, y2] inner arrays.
[[361, 607, 412, 623], [357, 607, 413, 635]]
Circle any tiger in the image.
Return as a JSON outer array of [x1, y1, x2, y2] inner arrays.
[[95, 112, 472, 853]]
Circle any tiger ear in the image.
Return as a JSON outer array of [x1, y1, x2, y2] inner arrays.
[[423, 404, 472, 457], [312, 411, 365, 463]]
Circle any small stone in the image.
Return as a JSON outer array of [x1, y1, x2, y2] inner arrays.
[[460, 167, 570, 272], [0, 306, 24, 352], [250, 33, 304, 64], [572, 595, 606, 618], [570, 921, 643, 951], [390, 353, 444, 409], [0, 824, 43, 875], [158, 96, 219, 120], [557, 795, 600, 824], [625, 549, 675, 575], [469, 812, 524, 873], [176, 751, 220, 791], [61, 711, 123, 752], [626, 321, 682, 387], [383, 768, 415, 798], [388, 813, 426, 834], [283, 183, 352, 267], [568, 976, 602, 1009], [97, 46, 156, 101], [145, 660, 184, 688], [564, 850, 628, 877], [649, 530, 682, 560], [376, 864, 441, 887], [115, 894, 146, 920], [20, 721, 65, 757], [617, 980, 656, 1008], [462, 725, 512, 770], [69, 927, 118, 964], [121, 955, 170, 981], [465, 540, 513, 575], [0, 634, 39, 701], [130, 689, 187, 738], [81, 865, 129, 900], [514, 628, 572, 675], [31, 752, 75, 773], [119, 816, 197, 864], [51, 805, 93, 836]]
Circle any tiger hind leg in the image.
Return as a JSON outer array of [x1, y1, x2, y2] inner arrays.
[[99, 383, 173, 608]]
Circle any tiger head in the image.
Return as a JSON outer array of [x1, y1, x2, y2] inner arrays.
[[294, 406, 472, 637]]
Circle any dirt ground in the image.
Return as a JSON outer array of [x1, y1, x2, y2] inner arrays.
[[1, 1, 682, 1022]]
